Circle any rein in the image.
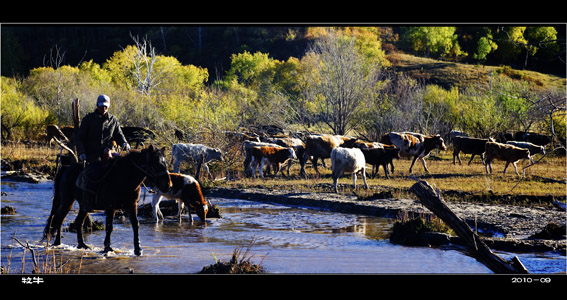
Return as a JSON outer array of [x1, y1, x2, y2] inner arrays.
[[128, 153, 169, 181], [83, 159, 119, 184]]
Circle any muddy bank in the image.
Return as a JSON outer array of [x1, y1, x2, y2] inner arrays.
[[1, 170, 51, 183], [204, 187, 566, 254]]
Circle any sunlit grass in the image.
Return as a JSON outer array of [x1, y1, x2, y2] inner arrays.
[[217, 151, 566, 201], [3, 142, 565, 202]]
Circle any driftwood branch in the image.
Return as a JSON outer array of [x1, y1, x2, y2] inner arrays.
[[13, 237, 38, 271], [409, 179, 529, 274], [52, 136, 78, 163], [510, 146, 564, 192]]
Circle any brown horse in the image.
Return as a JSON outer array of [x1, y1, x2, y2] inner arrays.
[[43, 145, 171, 256]]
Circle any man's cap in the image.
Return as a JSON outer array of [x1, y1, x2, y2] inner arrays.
[[97, 95, 110, 107]]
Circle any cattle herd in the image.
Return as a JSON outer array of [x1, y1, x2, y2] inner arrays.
[[166, 129, 553, 193], [45, 124, 554, 193]]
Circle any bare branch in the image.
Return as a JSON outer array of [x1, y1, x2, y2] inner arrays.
[[509, 146, 564, 192]]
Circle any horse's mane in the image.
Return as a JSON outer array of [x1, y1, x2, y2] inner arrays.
[[116, 145, 162, 164], [119, 147, 149, 159]]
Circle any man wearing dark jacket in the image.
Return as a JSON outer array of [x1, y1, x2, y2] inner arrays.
[[76, 95, 130, 163]]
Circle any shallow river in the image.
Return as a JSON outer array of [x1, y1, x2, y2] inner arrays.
[[1, 180, 564, 274]]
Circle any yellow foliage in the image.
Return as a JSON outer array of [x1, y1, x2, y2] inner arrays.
[[1, 76, 50, 139]]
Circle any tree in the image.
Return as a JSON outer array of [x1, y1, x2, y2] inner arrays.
[[493, 26, 559, 69], [126, 35, 175, 95], [303, 29, 383, 135], [401, 27, 464, 59], [474, 35, 498, 62], [524, 27, 560, 68], [1, 77, 50, 140]]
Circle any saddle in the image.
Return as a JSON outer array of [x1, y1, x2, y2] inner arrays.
[[75, 160, 116, 211]]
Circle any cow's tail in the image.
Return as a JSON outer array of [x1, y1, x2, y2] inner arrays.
[[330, 148, 337, 175]]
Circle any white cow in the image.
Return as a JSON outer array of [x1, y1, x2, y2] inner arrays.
[[170, 143, 223, 179], [330, 147, 368, 193], [380, 132, 446, 173], [506, 141, 545, 164]]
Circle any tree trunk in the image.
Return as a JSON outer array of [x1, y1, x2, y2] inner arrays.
[[409, 179, 529, 274]]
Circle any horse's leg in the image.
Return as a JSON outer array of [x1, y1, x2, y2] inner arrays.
[[75, 209, 90, 250], [51, 211, 64, 246], [42, 213, 56, 243], [103, 209, 115, 253], [127, 207, 142, 256], [51, 199, 75, 246]]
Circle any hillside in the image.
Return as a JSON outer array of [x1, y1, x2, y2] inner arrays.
[[387, 52, 566, 92]]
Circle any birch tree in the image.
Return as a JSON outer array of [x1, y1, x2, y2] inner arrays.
[[304, 29, 383, 135], [128, 35, 172, 95]]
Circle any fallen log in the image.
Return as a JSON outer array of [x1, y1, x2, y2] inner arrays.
[[409, 179, 529, 274]]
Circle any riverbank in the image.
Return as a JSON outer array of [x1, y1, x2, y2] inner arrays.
[[1, 153, 565, 256], [204, 186, 566, 254]]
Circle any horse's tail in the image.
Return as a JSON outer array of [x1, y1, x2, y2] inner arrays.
[[42, 165, 68, 241]]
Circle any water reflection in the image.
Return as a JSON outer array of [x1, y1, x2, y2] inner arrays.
[[2, 180, 563, 274]]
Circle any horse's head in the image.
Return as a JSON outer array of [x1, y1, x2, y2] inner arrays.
[[142, 145, 172, 193]]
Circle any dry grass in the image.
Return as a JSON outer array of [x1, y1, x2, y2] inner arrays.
[[215, 151, 566, 206], [2, 142, 565, 205], [3, 234, 84, 274], [387, 52, 566, 91], [199, 240, 267, 274], [1, 142, 61, 176]]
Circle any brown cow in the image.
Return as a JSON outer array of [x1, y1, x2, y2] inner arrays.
[[242, 141, 283, 176], [301, 134, 357, 177], [452, 136, 494, 165], [484, 142, 531, 176], [352, 140, 383, 149], [506, 141, 545, 164], [381, 132, 447, 173], [266, 136, 306, 176], [250, 146, 297, 178], [150, 173, 208, 223], [360, 147, 400, 179]]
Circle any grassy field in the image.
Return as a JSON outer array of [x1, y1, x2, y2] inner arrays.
[[387, 52, 567, 91], [2, 142, 565, 206], [214, 150, 566, 206]]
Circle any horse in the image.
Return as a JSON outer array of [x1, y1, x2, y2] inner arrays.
[[43, 145, 171, 256]]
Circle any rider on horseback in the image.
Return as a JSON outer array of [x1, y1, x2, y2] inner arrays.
[[76, 95, 130, 163], [75, 95, 131, 210]]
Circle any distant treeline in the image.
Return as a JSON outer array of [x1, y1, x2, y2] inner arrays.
[[2, 27, 565, 153], [2, 26, 565, 78]]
